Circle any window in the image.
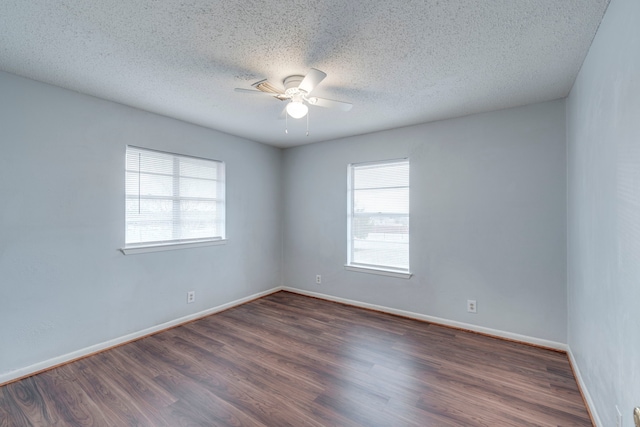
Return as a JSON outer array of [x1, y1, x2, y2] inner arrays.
[[347, 159, 410, 276], [123, 146, 225, 253]]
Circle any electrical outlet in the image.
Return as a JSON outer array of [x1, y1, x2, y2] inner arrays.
[[187, 291, 195, 304], [616, 405, 622, 427], [316, 275, 321, 284], [467, 299, 477, 313]]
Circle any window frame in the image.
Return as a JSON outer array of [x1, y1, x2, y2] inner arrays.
[[346, 158, 411, 278], [121, 146, 226, 255]]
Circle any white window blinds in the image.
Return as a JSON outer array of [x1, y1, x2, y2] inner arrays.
[[348, 159, 409, 272], [125, 146, 225, 247]]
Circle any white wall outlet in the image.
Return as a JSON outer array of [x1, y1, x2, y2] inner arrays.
[[467, 299, 477, 313], [616, 405, 622, 427], [187, 291, 195, 304], [316, 275, 321, 284]]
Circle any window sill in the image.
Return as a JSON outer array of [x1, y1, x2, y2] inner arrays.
[[120, 239, 227, 255], [344, 264, 412, 279]]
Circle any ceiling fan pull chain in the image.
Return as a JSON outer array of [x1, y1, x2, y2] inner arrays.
[[306, 110, 309, 136], [285, 111, 288, 134]]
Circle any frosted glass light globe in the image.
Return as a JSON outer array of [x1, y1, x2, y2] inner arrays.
[[286, 101, 308, 119]]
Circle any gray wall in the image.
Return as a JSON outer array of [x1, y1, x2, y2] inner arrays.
[[0, 71, 282, 378], [566, 0, 640, 424], [282, 100, 567, 343]]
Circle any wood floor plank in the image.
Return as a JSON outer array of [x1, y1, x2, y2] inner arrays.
[[0, 385, 35, 427], [0, 291, 592, 426], [71, 358, 158, 426], [3, 377, 56, 426], [33, 367, 110, 426], [88, 349, 178, 412], [141, 334, 325, 427]]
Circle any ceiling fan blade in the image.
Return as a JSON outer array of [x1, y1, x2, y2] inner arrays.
[[234, 88, 274, 95], [252, 79, 285, 95], [307, 96, 353, 111], [298, 68, 327, 94]]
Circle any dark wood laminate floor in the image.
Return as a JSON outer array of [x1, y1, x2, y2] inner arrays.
[[0, 291, 592, 426]]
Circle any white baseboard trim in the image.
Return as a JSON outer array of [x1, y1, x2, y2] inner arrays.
[[282, 287, 568, 352], [0, 287, 283, 386], [567, 347, 601, 427]]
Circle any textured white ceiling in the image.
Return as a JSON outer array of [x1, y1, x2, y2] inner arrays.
[[0, 0, 609, 147]]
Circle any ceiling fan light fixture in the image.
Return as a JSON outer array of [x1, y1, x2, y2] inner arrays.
[[286, 100, 308, 119]]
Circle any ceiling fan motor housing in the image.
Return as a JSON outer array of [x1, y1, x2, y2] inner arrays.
[[284, 75, 306, 95]]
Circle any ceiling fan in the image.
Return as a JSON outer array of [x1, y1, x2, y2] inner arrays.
[[234, 68, 353, 120]]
